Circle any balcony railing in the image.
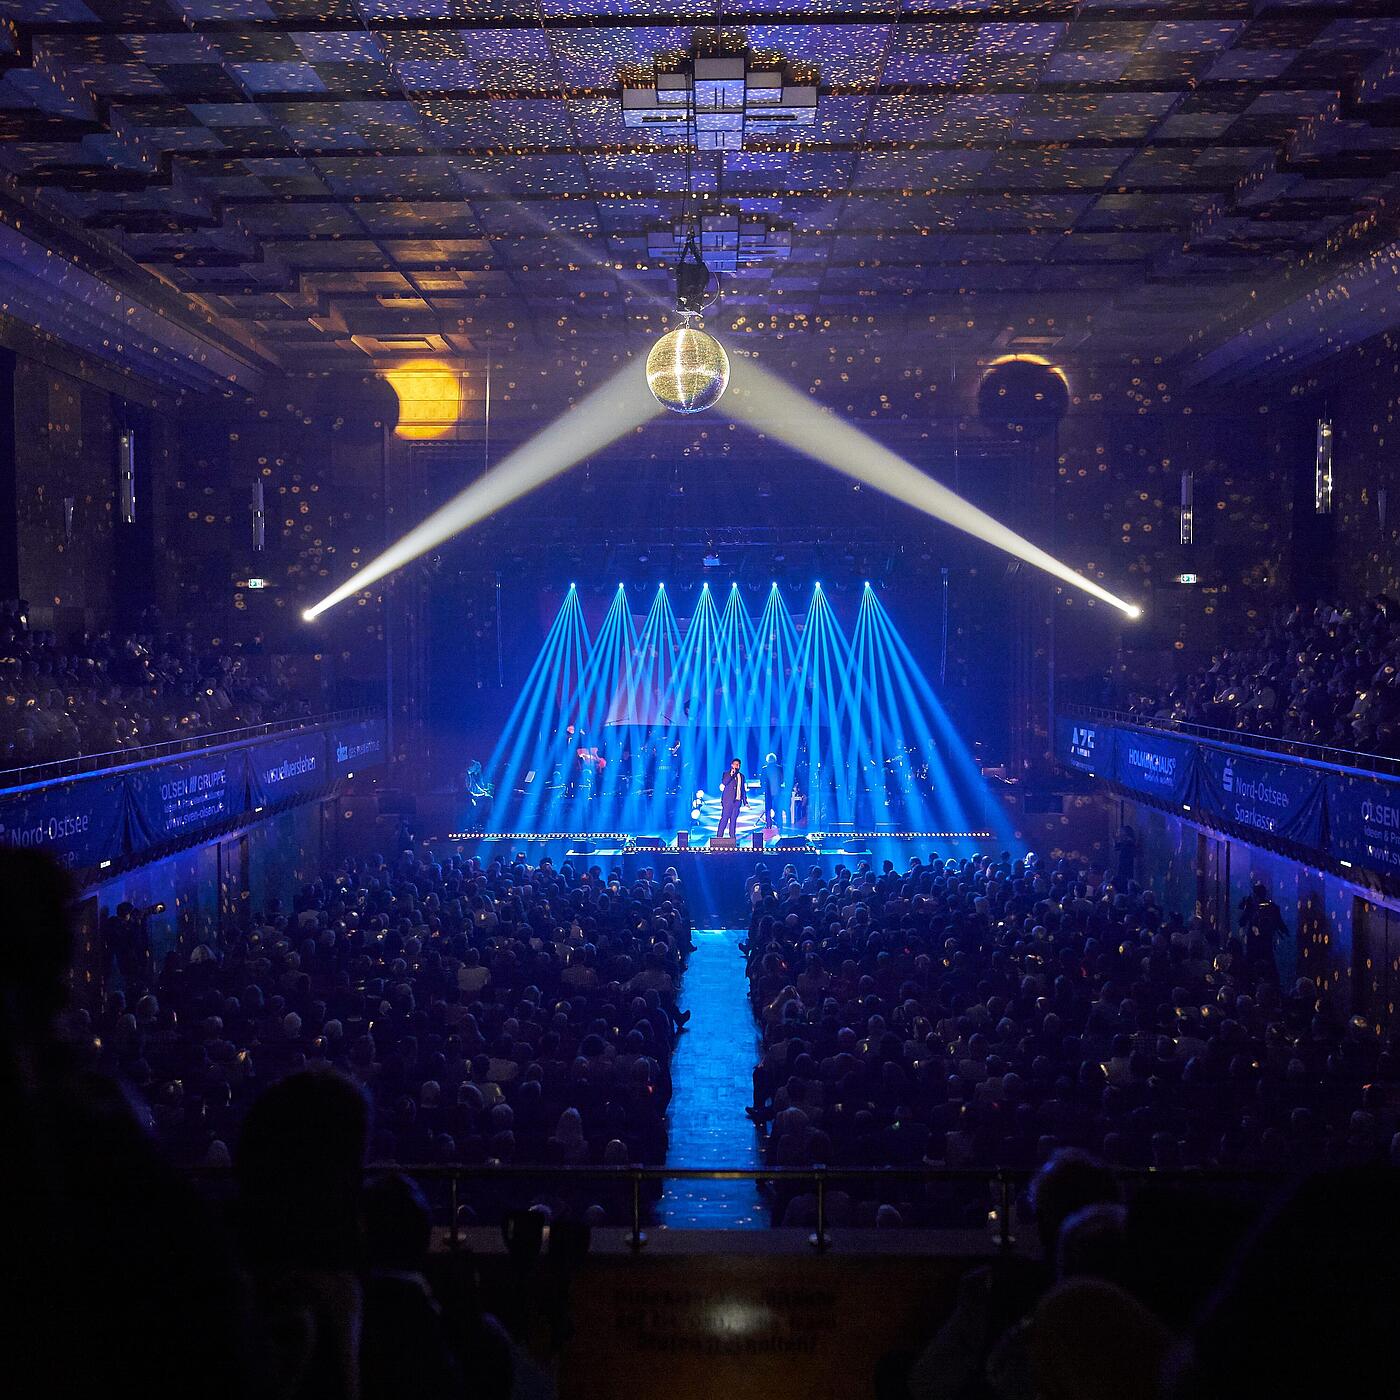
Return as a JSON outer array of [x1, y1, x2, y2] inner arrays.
[[0, 707, 378, 790], [1062, 702, 1400, 779]]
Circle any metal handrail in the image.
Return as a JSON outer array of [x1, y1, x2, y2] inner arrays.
[[0, 706, 379, 789], [191, 1162, 1286, 1257], [1062, 703, 1400, 779]]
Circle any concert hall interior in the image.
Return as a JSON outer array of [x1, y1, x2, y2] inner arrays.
[[4, 4, 1400, 1400]]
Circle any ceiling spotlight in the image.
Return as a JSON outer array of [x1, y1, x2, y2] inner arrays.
[[675, 235, 714, 317]]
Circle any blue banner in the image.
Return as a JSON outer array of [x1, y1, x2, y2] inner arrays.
[[247, 731, 328, 807], [125, 750, 245, 847], [1328, 774, 1400, 877], [1054, 715, 1113, 775], [0, 774, 126, 869], [1113, 729, 1195, 805], [1196, 746, 1324, 846], [330, 716, 386, 775]]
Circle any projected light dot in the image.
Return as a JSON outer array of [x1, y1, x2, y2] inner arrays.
[[646, 326, 730, 414]]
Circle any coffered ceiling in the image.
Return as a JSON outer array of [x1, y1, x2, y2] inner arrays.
[[0, 1, 1398, 384]]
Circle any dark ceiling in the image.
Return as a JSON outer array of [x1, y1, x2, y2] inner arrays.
[[0, 1, 1398, 389]]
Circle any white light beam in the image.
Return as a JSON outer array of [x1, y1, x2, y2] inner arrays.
[[724, 356, 1142, 618], [303, 363, 660, 620]]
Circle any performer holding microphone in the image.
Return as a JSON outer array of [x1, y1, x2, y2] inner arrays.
[[717, 756, 747, 839]]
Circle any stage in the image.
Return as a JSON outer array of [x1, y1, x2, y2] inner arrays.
[[432, 828, 997, 923]]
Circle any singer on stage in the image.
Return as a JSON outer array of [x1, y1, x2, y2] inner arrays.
[[718, 757, 747, 839]]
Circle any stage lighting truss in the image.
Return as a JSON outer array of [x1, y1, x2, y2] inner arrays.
[[620, 54, 816, 152], [444, 830, 993, 845], [647, 211, 792, 274]]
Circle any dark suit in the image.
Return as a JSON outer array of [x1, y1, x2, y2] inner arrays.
[[718, 766, 746, 838]]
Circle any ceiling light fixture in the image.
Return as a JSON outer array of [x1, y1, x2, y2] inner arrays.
[[621, 53, 816, 151], [645, 63, 730, 415]]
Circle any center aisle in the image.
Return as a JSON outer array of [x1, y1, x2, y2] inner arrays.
[[656, 926, 764, 1229]]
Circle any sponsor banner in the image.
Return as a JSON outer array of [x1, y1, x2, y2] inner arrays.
[[1196, 746, 1324, 847], [1054, 715, 1113, 775], [126, 750, 245, 846], [1113, 728, 1195, 805], [330, 716, 386, 775], [247, 731, 328, 807], [0, 774, 126, 869], [1328, 773, 1400, 877]]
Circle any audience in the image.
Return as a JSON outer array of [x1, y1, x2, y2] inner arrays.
[[1126, 596, 1400, 757], [96, 847, 693, 1225], [743, 850, 1398, 1230], [0, 597, 312, 767], [5, 837, 1400, 1400]]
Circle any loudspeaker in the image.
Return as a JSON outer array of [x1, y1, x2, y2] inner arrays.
[[751, 831, 764, 851], [711, 836, 736, 850], [774, 836, 808, 851], [677, 831, 690, 849], [634, 835, 665, 850]]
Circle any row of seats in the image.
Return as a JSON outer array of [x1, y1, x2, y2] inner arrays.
[[742, 852, 1397, 1228], [98, 847, 694, 1225], [1124, 597, 1400, 757], [0, 597, 311, 767]]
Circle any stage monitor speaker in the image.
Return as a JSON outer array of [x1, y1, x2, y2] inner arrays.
[[710, 836, 736, 851], [751, 831, 764, 852], [774, 836, 808, 851], [677, 831, 689, 849], [634, 836, 665, 850]]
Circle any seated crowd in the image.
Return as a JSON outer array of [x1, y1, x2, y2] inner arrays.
[[95, 846, 693, 1224], [1125, 596, 1400, 756], [744, 850, 1399, 1229], [0, 597, 310, 767]]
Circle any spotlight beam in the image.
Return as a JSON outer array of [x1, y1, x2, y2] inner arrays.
[[724, 357, 1142, 618], [303, 363, 660, 620]]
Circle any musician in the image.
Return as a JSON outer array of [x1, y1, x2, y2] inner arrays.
[[718, 757, 747, 839], [761, 752, 783, 829]]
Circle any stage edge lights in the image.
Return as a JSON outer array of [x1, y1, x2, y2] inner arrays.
[[724, 356, 1142, 619], [302, 364, 659, 620]]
